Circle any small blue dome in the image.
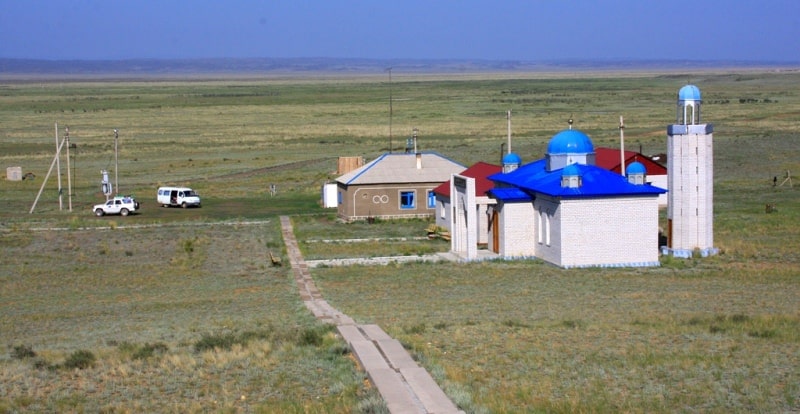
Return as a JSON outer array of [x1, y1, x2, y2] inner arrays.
[[547, 129, 595, 154], [678, 85, 702, 101], [502, 152, 522, 165], [626, 161, 647, 175], [562, 163, 581, 176]]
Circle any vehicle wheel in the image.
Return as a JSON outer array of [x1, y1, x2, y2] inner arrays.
[[181, 202, 187, 208], [95, 209, 104, 217], [120, 208, 129, 216]]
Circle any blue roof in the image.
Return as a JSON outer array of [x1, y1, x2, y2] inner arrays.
[[502, 152, 522, 165], [489, 159, 666, 198], [678, 85, 702, 101], [626, 161, 647, 175], [547, 129, 595, 154], [487, 187, 532, 202]]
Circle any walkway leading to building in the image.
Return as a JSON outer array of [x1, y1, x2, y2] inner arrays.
[[279, 216, 463, 414]]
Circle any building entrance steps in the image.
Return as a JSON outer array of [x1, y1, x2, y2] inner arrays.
[[279, 216, 463, 414]]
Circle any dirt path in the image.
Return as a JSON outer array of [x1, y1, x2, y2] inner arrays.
[[279, 216, 463, 414]]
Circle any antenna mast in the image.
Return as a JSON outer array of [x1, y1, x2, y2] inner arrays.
[[386, 68, 393, 153]]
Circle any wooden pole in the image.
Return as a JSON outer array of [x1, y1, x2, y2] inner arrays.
[[55, 123, 63, 210], [30, 132, 67, 214], [65, 126, 72, 211]]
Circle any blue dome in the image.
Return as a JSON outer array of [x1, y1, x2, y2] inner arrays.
[[562, 163, 582, 176], [502, 152, 522, 165], [547, 129, 595, 154], [626, 161, 647, 175], [678, 85, 702, 101]]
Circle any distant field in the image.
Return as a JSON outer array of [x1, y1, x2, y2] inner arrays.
[[1, 70, 799, 412]]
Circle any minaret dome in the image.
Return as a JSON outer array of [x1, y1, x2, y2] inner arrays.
[[677, 84, 702, 125]]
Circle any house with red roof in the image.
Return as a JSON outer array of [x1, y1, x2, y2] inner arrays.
[[432, 162, 501, 245], [595, 147, 668, 206]]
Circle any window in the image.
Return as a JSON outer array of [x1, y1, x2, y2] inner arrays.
[[400, 191, 416, 210], [338, 191, 343, 205], [545, 212, 551, 246], [538, 210, 543, 244], [427, 191, 436, 209]]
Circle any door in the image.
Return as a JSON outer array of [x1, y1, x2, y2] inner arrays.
[[491, 210, 499, 253]]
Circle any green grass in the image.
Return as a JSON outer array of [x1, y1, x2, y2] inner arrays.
[[1, 69, 799, 412]]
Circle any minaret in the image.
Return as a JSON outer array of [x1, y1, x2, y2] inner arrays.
[[665, 85, 717, 258]]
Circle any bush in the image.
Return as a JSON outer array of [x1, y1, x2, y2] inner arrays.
[[11, 344, 36, 360], [194, 333, 237, 352], [63, 350, 96, 370], [132, 342, 169, 360]]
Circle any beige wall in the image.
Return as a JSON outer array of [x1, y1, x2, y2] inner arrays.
[[337, 183, 438, 221]]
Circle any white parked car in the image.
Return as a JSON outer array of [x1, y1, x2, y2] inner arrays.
[[157, 186, 201, 208], [93, 195, 140, 217]]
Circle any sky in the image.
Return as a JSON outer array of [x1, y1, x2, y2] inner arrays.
[[1, 0, 798, 62]]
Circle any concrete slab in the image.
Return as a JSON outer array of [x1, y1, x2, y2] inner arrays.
[[369, 368, 425, 414], [401, 367, 461, 413], [360, 324, 393, 341], [337, 324, 366, 344], [348, 339, 390, 372], [376, 338, 418, 370]]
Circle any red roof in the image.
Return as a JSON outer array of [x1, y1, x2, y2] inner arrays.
[[594, 147, 667, 175], [433, 162, 501, 197]]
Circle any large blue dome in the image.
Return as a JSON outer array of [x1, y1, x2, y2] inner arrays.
[[547, 129, 595, 154], [678, 85, 702, 101]]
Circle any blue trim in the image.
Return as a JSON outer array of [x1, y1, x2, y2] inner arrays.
[[400, 190, 416, 209], [667, 124, 713, 135], [344, 153, 388, 185], [489, 159, 666, 198]]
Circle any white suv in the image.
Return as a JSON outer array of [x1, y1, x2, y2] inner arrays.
[[93, 195, 140, 217]]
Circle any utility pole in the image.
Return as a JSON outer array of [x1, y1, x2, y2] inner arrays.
[[66, 126, 72, 211], [114, 129, 119, 195], [386, 67, 393, 153], [619, 116, 626, 177], [56, 123, 63, 210]]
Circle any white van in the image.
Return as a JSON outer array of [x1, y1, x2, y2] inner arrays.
[[157, 187, 201, 208]]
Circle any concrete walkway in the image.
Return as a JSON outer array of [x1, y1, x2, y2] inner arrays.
[[279, 216, 463, 414]]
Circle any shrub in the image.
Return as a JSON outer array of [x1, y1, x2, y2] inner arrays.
[[11, 344, 36, 360], [63, 350, 96, 370], [194, 333, 237, 352], [132, 342, 169, 360]]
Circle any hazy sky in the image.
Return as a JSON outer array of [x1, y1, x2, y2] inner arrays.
[[1, 0, 798, 62]]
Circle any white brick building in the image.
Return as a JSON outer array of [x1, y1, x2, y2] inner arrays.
[[664, 85, 718, 258], [452, 127, 666, 268]]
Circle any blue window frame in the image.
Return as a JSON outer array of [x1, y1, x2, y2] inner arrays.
[[338, 191, 343, 205], [400, 191, 415, 210], [427, 190, 436, 209]]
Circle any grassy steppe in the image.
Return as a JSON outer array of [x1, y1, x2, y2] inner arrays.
[[1, 69, 799, 412]]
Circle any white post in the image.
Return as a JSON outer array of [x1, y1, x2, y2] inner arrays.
[[507, 110, 512, 154], [30, 134, 67, 214], [65, 126, 72, 211], [55, 123, 63, 210], [114, 129, 119, 196], [619, 116, 626, 177]]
